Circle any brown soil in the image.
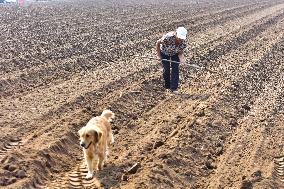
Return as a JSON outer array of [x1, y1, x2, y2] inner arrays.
[[0, 0, 284, 188]]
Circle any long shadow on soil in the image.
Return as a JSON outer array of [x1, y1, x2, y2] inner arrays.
[[96, 163, 126, 189]]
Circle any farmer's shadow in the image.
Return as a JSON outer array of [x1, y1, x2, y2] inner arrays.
[[178, 92, 210, 101]]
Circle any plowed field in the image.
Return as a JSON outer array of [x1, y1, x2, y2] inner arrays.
[[0, 0, 284, 188]]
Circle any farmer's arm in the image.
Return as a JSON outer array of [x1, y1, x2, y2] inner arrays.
[[156, 39, 162, 60], [178, 52, 185, 64]]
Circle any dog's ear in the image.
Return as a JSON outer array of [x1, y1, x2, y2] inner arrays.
[[92, 130, 102, 143], [78, 128, 83, 136]]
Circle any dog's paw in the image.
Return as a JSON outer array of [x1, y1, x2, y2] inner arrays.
[[96, 165, 103, 171], [96, 167, 101, 171], [86, 172, 93, 179]]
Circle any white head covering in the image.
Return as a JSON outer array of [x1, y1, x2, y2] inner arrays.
[[176, 27, 187, 40]]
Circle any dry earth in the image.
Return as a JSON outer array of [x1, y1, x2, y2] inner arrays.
[[0, 0, 284, 188]]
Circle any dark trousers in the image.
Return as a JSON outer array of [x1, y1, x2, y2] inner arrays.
[[161, 53, 180, 90]]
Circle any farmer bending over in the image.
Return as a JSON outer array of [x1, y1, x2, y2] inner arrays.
[[156, 27, 187, 94]]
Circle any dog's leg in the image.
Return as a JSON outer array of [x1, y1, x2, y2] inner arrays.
[[104, 132, 113, 164], [85, 156, 94, 179], [105, 147, 109, 162], [94, 154, 99, 171], [97, 152, 105, 170], [110, 132, 114, 144]]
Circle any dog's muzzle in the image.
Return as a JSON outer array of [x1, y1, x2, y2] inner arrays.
[[80, 141, 92, 149]]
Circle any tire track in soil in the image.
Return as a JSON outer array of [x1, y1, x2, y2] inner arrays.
[[0, 139, 22, 163], [274, 156, 284, 183], [245, 65, 284, 188], [45, 162, 102, 189]]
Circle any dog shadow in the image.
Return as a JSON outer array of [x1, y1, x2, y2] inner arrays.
[[94, 162, 126, 189]]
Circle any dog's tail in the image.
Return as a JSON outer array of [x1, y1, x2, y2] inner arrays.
[[101, 109, 115, 122]]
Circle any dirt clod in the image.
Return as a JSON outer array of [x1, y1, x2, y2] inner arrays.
[[251, 170, 262, 182], [16, 170, 27, 179], [121, 174, 128, 181], [153, 140, 164, 149], [215, 146, 224, 156], [205, 159, 217, 170], [240, 180, 253, 189], [127, 162, 141, 174]]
